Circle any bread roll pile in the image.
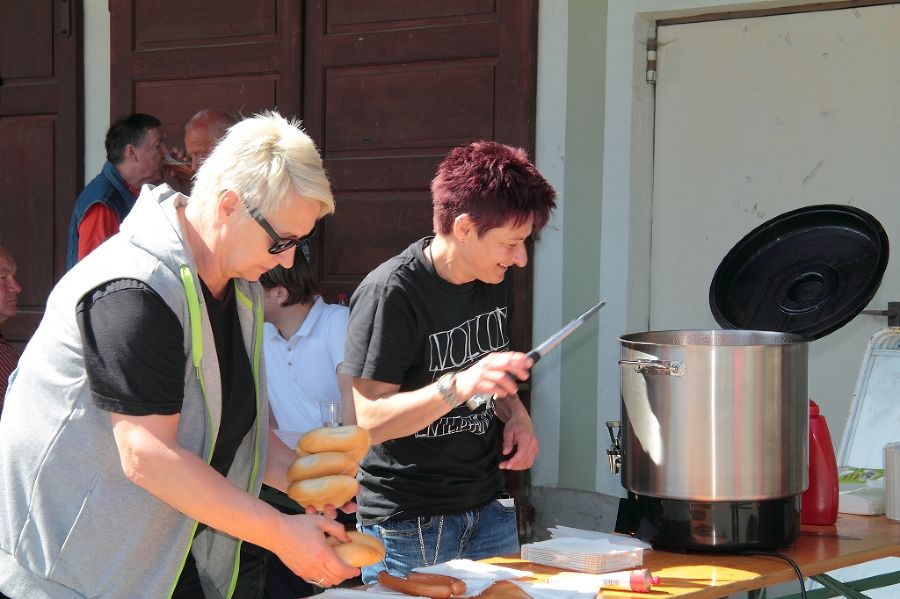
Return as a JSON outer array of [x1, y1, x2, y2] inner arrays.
[[286, 425, 371, 511], [286, 425, 384, 567]]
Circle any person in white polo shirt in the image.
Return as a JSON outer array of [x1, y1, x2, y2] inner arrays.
[[261, 247, 356, 436], [260, 246, 357, 598]]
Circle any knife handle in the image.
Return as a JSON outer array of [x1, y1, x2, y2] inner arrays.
[[526, 350, 541, 364]]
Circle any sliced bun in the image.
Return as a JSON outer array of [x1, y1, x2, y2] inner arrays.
[[287, 452, 359, 482], [333, 541, 384, 567], [346, 531, 385, 558], [298, 425, 371, 459], [286, 475, 360, 511]]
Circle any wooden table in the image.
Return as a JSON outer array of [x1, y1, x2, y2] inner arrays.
[[478, 514, 900, 598]]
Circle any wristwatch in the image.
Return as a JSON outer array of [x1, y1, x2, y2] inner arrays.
[[436, 372, 461, 408]]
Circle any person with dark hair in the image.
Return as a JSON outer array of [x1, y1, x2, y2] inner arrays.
[[260, 247, 355, 435], [0, 245, 21, 412], [66, 113, 168, 268], [343, 141, 557, 582], [259, 248, 357, 598]]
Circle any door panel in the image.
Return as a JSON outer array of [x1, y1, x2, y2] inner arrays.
[[133, 1, 277, 44], [324, 62, 496, 151], [0, 0, 82, 349], [303, 0, 537, 313], [110, 0, 301, 151], [325, 0, 495, 26], [134, 77, 277, 145]]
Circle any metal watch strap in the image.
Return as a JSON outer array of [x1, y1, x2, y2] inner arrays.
[[436, 372, 461, 408]]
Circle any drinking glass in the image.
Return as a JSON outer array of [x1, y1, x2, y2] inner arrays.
[[319, 402, 344, 427]]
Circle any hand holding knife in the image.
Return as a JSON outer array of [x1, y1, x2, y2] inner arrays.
[[465, 299, 607, 410]]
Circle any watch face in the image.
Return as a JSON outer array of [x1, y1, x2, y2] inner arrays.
[[437, 373, 459, 406]]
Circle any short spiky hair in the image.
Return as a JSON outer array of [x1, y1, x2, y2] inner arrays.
[[431, 141, 556, 237], [105, 113, 161, 164], [191, 111, 334, 219]]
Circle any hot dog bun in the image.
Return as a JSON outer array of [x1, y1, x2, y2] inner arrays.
[[346, 531, 385, 555], [324, 531, 386, 568], [298, 425, 371, 459], [333, 540, 383, 567], [286, 475, 359, 511], [287, 451, 359, 482], [344, 442, 370, 463]]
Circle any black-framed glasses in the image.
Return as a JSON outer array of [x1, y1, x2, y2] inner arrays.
[[243, 198, 316, 255]]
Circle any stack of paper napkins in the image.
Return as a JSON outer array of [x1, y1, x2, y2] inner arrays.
[[521, 527, 649, 574], [886, 442, 900, 521]]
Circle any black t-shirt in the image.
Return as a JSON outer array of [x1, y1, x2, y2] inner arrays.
[[76, 277, 256, 592], [343, 238, 512, 525], [76, 277, 256, 475]]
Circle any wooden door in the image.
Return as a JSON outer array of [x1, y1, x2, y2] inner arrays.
[[302, 0, 539, 532], [109, 0, 540, 530], [0, 0, 82, 350], [303, 1, 537, 306], [109, 0, 301, 151]]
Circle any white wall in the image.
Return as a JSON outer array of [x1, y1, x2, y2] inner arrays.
[[532, 0, 865, 501], [531, 1, 568, 487], [83, 0, 110, 180]]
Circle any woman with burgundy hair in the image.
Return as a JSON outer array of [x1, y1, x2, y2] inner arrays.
[[343, 141, 557, 583]]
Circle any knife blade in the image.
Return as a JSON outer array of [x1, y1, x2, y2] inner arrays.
[[526, 299, 607, 364], [465, 299, 607, 410]]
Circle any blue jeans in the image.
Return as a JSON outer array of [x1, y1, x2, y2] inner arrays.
[[359, 499, 519, 584]]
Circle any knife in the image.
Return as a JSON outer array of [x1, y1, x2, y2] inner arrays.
[[465, 299, 608, 410]]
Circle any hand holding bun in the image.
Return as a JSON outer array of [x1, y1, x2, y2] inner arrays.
[[326, 531, 385, 567]]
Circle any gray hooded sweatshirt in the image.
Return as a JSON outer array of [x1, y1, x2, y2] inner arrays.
[[0, 185, 269, 598]]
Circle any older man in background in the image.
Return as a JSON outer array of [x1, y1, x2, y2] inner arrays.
[[168, 109, 239, 194], [0, 245, 21, 412], [66, 113, 168, 268], [184, 109, 238, 173]]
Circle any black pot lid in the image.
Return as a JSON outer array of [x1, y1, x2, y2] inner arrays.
[[709, 204, 889, 340]]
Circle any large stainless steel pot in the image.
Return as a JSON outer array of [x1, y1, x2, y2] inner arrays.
[[619, 329, 808, 502]]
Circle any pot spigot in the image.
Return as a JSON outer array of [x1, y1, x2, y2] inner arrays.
[[606, 420, 622, 475]]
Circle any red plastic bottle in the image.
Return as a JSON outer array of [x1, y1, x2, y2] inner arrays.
[[801, 399, 839, 525]]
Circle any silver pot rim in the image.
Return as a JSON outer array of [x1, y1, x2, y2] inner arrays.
[[620, 328, 807, 347]]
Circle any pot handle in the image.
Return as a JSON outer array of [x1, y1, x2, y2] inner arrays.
[[618, 358, 685, 376]]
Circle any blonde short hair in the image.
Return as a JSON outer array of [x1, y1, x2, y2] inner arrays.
[[191, 111, 334, 219]]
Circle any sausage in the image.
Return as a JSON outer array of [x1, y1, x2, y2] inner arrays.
[[377, 571, 453, 599], [407, 572, 467, 596]]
